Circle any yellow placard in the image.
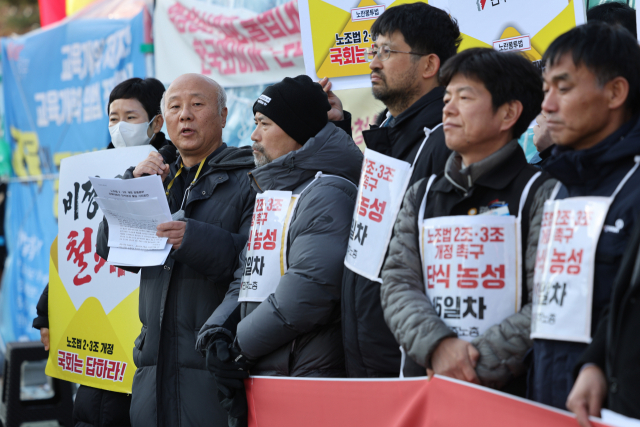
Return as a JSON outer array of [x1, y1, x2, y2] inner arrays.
[[46, 238, 141, 393], [301, 0, 584, 90], [309, 0, 427, 79], [452, 0, 582, 62]]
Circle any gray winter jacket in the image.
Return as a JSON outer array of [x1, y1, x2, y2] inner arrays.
[[96, 144, 256, 427], [197, 122, 363, 377], [380, 143, 557, 389]]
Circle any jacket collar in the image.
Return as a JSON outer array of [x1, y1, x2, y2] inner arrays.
[[248, 122, 363, 193], [544, 115, 640, 187], [397, 86, 446, 126], [386, 86, 445, 129], [171, 143, 255, 178], [435, 140, 527, 194], [363, 86, 445, 158]]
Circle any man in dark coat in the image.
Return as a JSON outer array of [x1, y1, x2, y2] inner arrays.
[[197, 75, 363, 425], [338, 2, 461, 378], [567, 211, 640, 426], [96, 73, 255, 427], [527, 23, 640, 410], [33, 77, 176, 427]]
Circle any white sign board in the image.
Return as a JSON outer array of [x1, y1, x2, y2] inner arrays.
[[57, 146, 154, 313]]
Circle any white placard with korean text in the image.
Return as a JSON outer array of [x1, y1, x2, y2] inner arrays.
[[58, 146, 154, 313], [239, 191, 295, 303], [531, 197, 609, 343], [420, 216, 520, 341], [344, 148, 412, 282]]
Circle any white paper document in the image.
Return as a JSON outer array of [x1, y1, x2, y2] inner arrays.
[[89, 175, 172, 267], [96, 197, 169, 250], [600, 409, 640, 427]]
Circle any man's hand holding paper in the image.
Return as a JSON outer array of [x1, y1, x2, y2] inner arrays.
[[156, 221, 186, 249]]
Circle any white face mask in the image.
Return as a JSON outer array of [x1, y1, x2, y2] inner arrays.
[[109, 115, 157, 148]]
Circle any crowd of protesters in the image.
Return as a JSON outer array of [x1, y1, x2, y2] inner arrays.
[[31, 2, 640, 427]]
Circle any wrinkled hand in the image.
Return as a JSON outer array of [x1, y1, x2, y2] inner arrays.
[[533, 112, 553, 153], [207, 338, 251, 398], [319, 77, 344, 122], [156, 221, 186, 249], [40, 327, 50, 351], [566, 365, 607, 427], [133, 151, 170, 181], [430, 337, 480, 384]]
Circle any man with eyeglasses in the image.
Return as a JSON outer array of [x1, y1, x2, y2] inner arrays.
[[338, 2, 462, 378]]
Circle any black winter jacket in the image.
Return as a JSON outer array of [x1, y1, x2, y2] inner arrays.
[[96, 143, 256, 427], [198, 122, 362, 377], [529, 116, 640, 409], [342, 87, 452, 378], [577, 213, 640, 418]]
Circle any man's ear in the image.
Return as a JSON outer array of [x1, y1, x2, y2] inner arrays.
[[605, 76, 630, 111], [220, 107, 228, 129], [422, 54, 440, 80], [153, 115, 164, 134], [499, 100, 523, 135]]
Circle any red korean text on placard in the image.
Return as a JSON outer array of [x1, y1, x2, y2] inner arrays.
[[549, 248, 583, 275], [252, 229, 277, 250], [352, 116, 372, 147], [329, 45, 366, 66], [65, 228, 126, 286], [58, 350, 83, 374], [426, 264, 450, 289], [427, 227, 452, 244], [456, 264, 505, 289], [456, 244, 484, 260], [251, 212, 268, 226], [358, 197, 387, 222], [85, 357, 127, 382]]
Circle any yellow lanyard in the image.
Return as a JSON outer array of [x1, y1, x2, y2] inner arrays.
[[165, 158, 206, 197]]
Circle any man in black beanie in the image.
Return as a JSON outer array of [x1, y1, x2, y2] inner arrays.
[[197, 75, 363, 426]]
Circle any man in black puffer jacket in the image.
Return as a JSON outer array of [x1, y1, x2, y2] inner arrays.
[[528, 23, 640, 411], [197, 75, 362, 426], [339, 3, 460, 378]]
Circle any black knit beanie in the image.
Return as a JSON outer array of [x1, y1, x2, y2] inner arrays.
[[253, 75, 331, 145]]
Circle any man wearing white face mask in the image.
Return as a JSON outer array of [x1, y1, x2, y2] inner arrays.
[[33, 77, 175, 427]]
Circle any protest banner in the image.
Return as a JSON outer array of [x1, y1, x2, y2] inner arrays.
[[46, 146, 153, 393], [420, 216, 520, 341], [299, 0, 586, 90], [245, 375, 614, 427], [0, 2, 148, 347], [531, 197, 607, 344], [435, 0, 586, 63], [154, 0, 305, 87], [344, 148, 413, 280], [299, 0, 410, 91]]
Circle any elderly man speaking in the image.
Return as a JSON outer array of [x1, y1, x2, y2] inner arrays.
[[96, 73, 256, 427]]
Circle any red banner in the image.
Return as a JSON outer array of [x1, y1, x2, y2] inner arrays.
[[246, 375, 612, 427], [38, 0, 66, 26]]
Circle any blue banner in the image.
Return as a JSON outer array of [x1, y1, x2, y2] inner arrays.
[[0, 11, 146, 346]]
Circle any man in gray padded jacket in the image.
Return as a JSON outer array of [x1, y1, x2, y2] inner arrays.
[[196, 75, 363, 425], [380, 48, 557, 395]]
